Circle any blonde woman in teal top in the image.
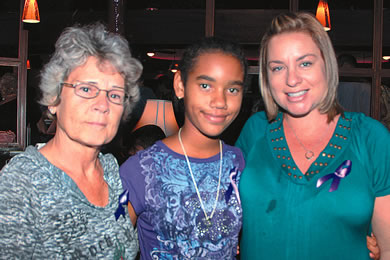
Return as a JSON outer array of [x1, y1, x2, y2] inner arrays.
[[236, 12, 390, 259]]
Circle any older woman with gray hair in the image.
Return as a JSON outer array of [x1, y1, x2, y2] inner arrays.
[[0, 23, 141, 258]]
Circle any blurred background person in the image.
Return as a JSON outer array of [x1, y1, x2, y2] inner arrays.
[[337, 53, 371, 116], [125, 124, 166, 157]]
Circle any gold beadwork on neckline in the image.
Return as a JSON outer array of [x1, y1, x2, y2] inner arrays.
[[270, 114, 352, 181]]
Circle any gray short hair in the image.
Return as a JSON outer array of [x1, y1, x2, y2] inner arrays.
[[259, 12, 342, 122], [39, 22, 142, 120]]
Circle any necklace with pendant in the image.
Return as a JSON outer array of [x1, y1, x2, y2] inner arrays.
[[284, 117, 328, 160], [178, 128, 222, 227]]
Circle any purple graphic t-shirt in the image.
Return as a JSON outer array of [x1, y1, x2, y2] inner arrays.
[[120, 140, 244, 259]]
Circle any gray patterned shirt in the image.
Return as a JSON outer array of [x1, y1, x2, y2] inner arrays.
[[0, 145, 138, 259]]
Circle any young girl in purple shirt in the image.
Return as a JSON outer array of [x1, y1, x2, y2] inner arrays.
[[120, 37, 247, 259]]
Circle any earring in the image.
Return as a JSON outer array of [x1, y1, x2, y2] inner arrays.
[[48, 107, 56, 114]]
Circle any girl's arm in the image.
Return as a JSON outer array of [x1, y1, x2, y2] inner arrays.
[[371, 195, 390, 260]]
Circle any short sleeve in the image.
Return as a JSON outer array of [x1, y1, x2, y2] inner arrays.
[[232, 145, 245, 189], [0, 156, 42, 257], [235, 111, 268, 159], [231, 145, 245, 174], [119, 153, 146, 215], [364, 118, 390, 196]]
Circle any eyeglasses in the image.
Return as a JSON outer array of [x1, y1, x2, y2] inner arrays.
[[61, 82, 128, 105]]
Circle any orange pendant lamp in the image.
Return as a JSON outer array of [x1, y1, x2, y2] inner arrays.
[[22, 0, 40, 23], [316, 0, 331, 31]]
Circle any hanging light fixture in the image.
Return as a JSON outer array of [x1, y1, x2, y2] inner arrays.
[[22, 0, 40, 23], [169, 50, 179, 73], [316, 0, 331, 31], [170, 63, 179, 73], [383, 56, 390, 61]]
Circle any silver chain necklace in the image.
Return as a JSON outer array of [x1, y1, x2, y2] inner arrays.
[[178, 128, 222, 227], [284, 118, 327, 160]]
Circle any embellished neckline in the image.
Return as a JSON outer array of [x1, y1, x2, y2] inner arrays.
[[268, 113, 352, 182]]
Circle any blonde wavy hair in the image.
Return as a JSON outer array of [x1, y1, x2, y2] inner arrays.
[[259, 12, 343, 122]]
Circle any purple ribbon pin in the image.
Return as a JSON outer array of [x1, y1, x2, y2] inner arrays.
[[316, 160, 352, 192], [225, 167, 241, 204], [115, 189, 129, 220]]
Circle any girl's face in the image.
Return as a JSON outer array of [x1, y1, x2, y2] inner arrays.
[[174, 52, 244, 138], [266, 31, 328, 117]]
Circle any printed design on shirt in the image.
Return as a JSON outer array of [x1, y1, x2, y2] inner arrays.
[[225, 167, 241, 204], [45, 209, 136, 258], [140, 147, 242, 259]]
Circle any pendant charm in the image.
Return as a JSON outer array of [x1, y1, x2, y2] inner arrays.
[[203, 218, 212, 227], [305, 150, 314, 160]]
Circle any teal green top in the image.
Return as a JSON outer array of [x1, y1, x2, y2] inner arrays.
[[236, 111, 390, 260]]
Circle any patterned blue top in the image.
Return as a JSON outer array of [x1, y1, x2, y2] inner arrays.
[[120, 140, 245, 259], [0, 145, 138, 259]]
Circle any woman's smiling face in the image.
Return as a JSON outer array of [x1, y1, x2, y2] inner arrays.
[[266, 31, 328, 117]]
